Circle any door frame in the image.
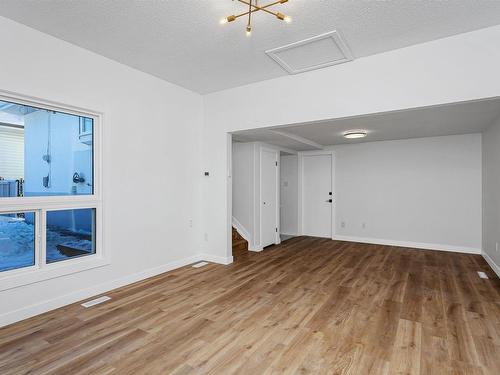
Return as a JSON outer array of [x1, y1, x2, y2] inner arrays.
[[298, 150, 336, 239], [259, 146, 280, 248]]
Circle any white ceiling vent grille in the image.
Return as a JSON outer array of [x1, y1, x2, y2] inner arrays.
[[266, 31, 353, 74]]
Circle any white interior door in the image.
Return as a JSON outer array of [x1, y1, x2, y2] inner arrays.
[[261, 149, 278, 247], [301, 153, 332, 238]]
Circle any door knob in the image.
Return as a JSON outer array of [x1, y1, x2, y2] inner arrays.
[[326, 199, 332, 203]]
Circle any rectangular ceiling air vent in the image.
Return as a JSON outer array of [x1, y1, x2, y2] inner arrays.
[[266, 30, 353, 75]]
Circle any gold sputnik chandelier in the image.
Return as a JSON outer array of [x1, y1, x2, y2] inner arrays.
[[220, 0, 292, 36]]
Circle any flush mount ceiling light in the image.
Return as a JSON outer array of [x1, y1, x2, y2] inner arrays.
[[220, 0, 291, 36], [343, 130, 367, 139]]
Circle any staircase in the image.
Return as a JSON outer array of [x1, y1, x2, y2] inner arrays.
[[232, 227, 248, 260]]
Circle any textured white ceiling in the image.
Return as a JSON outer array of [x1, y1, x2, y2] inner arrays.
[[232, 98, 500, 150], [1, 1, 500, 93]]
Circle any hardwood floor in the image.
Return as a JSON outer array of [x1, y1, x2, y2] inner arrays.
[[1, 237, 500, 374]]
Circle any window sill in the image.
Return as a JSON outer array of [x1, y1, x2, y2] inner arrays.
[[0, 255, 110, 292]]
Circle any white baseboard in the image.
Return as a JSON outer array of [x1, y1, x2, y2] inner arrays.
[[232, 217, 251, 243], [333, 235, 481, 255], [0, 253, 232, 328], [249, 240, 281, 251], [482, 251, 500, 278], [199, 253, 233, 265], [280, 232, 297, 237], [249, 245, 263, 252]]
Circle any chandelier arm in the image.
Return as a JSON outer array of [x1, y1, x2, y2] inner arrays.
[[232, 8, 279, 20], [234, 9, 277, 19], [237, 0, 282, 16], [238, 0, 284, 11], [222, 0, 289, 30], [247, 0, 252, 30]]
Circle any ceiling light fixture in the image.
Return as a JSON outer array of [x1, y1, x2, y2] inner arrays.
[[220, 0, 291, 35], [343, 130, 367, 139]]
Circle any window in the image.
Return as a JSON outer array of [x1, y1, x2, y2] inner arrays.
[[0, 93, 102, 285], [46, 208, 96, 264], [0, 99, 93, 197], [0, 212, 35, 272]]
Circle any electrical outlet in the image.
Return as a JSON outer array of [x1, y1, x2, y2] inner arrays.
[[189, 220, 193, 228], [204, 233, 208, 241], [362, 222, 366, 229], [341, 222, 346, 229]]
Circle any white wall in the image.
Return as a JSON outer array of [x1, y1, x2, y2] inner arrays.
[[483, 116, 500, 275], [280, 154, 298, 236], [331, 134, 482, 252], [203, 25, 500, 259], [232, 142, 254, 241], [0, 16, 204, 325]]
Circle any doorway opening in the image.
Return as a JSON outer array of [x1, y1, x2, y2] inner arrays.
[[228, 98, 497, 262], [230, 141, 283, 260]]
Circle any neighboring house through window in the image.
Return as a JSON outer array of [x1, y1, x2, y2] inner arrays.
[[0, 94, 103, 289]]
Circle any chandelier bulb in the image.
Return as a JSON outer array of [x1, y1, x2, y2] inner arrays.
[[222, 15, 236, 24]]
